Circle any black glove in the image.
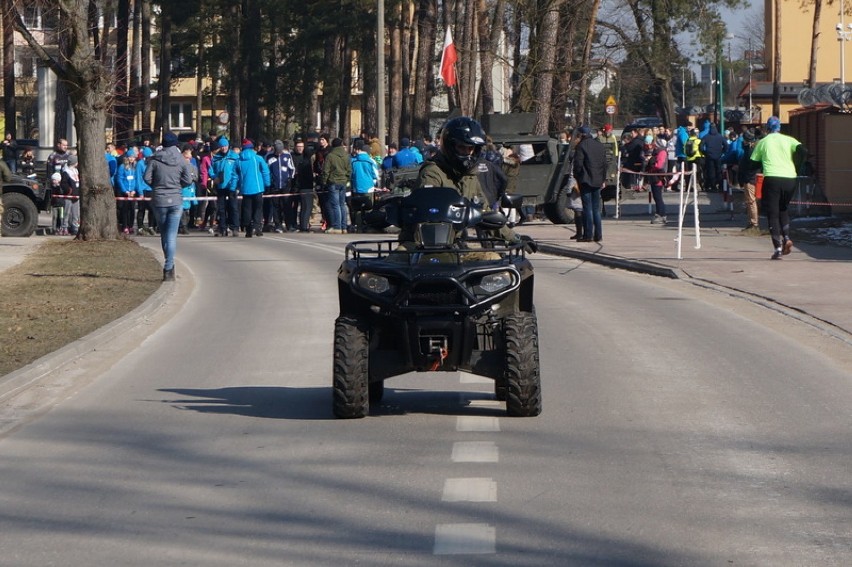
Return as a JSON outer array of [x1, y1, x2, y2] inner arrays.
[[520, 235, 538, 254]]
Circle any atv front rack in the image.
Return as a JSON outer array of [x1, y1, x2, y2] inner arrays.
[[345, 239, 525, 266]]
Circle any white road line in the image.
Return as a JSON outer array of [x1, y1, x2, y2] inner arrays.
[[451, 441, 499, 463], [459, 371, 492, 384], [457, 415, 501, 432], [442, 477, 497, 502], [434, 523, 496, 555]]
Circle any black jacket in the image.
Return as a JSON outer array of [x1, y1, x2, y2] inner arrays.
[[700, 125, 727, 160], [572, 136, 608, 189]]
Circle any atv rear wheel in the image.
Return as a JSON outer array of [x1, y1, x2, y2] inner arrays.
[[332, 316, 370, 418], [503, 313, 542, 417]]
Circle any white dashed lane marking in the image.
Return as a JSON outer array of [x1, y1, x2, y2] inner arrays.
[[456, 415, 501, 432], [434, 523, 496, 555], [451, 441, 499, 463], [442, 477, 498, 502]]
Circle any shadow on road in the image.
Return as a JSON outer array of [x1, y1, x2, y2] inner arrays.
[[157, 386, 505, 420]]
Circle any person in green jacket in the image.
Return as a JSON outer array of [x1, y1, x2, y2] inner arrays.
[[750, 116, 803, 260], [321, 138, 352, 233]]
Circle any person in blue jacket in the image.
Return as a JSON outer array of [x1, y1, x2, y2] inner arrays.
[[349, 139, 379, 231], [179, 144, 199, 234], [114, 148, 139, 234], [236, 138, 271, 238], [136, 146, 156, 234], [209, 137, 241, 236], [392, 137, 422, 168]]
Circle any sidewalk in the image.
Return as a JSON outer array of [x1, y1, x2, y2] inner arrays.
[[519, 192, 852, 340]]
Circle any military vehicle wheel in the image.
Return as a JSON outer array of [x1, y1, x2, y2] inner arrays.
[[542, 190, 574, 225], [369, 381, 384, 404], [332, 316, 370, 418], [1, 192, 39, 237], [503, 313, 542, 417]]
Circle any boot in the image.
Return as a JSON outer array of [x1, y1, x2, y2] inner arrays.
[[163, 268, 175, 282]]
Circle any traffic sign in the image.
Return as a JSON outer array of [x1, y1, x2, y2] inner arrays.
[[605, 105, 616, 115], [605, 95, 617, 106]]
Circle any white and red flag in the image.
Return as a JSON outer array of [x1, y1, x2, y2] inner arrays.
[[439, 27, 458, 87]]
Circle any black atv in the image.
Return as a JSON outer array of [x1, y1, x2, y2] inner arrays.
[[333, 187, 541, 419]]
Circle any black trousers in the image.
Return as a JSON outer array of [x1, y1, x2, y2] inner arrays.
[[241, 193, 264, 233], [299, 189, 314, 231], [762, 176, 796, 250]]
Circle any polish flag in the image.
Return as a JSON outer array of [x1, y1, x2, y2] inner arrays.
[[439, 27, 458, 87]]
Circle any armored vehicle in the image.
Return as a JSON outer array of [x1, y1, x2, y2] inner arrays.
[[1, 174, 48, 237]]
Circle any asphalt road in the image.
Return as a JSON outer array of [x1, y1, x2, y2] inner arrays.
[[0, 234, 850, 566]]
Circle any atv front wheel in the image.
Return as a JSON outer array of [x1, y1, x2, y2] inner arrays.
[[332, 316, 370, 418], [503, 313, 542, 417]]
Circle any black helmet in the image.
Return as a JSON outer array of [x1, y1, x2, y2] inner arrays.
[[440, 116, 486, 175]]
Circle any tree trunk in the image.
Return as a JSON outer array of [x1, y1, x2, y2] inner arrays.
[[141, 0, 152, 132], [808, 0, 822, 88], [228, 3, 242, 140], [772, 0, 781, 116], [532, 1, 562, 134], [389, 6, 402, 143], [412, 0, 436, 138], [360, 26, 378, 139], [3, 0, 16, 137], [244, 0, 263, 139], [552, 4, 577, 131], [340, 36, 352, 141], [576, 0, 600, 129], [400, 0, 413, 138], [155, 14, 171, 138], [114, 0, 132, 144]]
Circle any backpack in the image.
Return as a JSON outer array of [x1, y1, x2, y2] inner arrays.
[[685, 138, 698, 158]]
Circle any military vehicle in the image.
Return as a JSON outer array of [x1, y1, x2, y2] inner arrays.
[[1, 174, 49, 237]]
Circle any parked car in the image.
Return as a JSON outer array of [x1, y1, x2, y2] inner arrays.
[[623, 116, 664, 133]]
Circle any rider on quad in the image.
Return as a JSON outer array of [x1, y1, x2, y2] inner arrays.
[[399, 116, 537, 253]]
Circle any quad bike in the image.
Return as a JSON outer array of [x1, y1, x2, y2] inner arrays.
[[333, 186, 541, 419]]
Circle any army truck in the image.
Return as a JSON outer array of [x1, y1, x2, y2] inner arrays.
[[1, 174, 49, 237], [480, 113, 619, 224]]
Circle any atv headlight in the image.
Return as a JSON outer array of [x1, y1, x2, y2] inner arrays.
[[356, 272, 394, 295], [476, 271, 513, 294]]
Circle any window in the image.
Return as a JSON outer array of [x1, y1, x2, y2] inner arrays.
[[169, 103, 193, 130], [23, 6, 42, 29], [14, 50, 38, 79]]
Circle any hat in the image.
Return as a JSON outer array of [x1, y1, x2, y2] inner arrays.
[[400, 137, 410, 147], [603, 124, 613, 132], [273, 139, 285, 152], [162, 131, 179, 148], [241, 138, 254, 149], [577, 125, 591, 135], [218, 137, 230, 148], [766, 116, 781, 133], [67, 155, 78, 166], [125, 148, 137, 158], [742, 129, 756, 142], [141, 147, 153, 158]]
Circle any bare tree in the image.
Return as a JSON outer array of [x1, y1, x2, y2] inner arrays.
[[3, 0, 16, 136], [411, 0, 437, 139], [12, 0, 117, 239]]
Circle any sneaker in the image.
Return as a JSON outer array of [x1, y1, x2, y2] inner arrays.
[[659, 216, 667, 225], [782, 238, 793, 255], [231, 229, 239, 237], [255, 229, 263, 237], [651, 215, 663, 225], [274, 227, 284, 234], [771, 249, 783, 260]]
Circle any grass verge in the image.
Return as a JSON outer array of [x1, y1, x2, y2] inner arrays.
[[0, 239, 162, 376]]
